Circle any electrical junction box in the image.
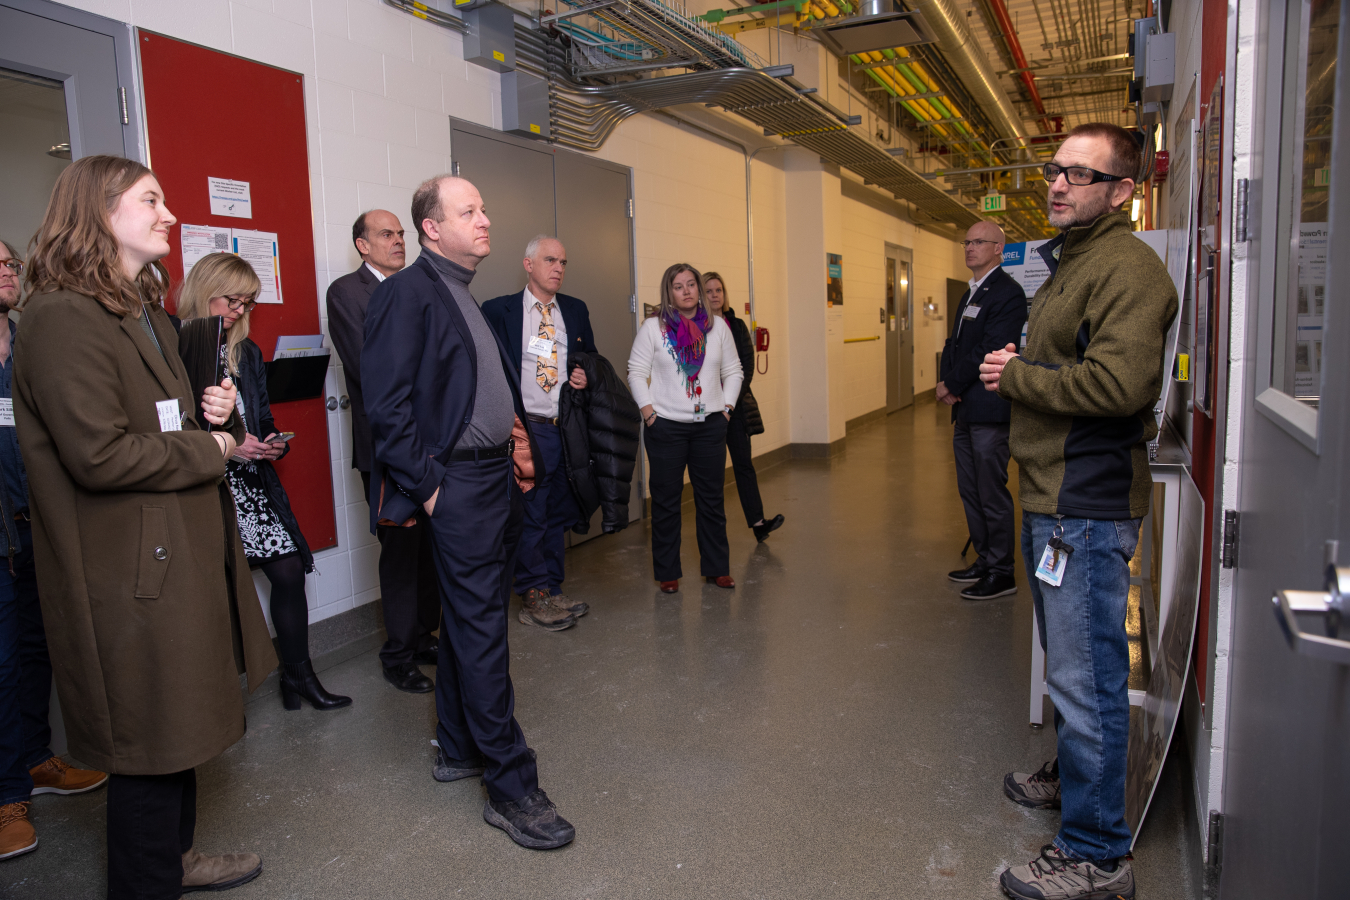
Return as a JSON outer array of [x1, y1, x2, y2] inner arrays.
[[1143, 31, 1175, 103], [463, 2, 515, 73], [502, 71, 551, 141]]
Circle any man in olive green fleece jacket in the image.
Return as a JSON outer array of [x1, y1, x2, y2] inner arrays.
[[980, 124, 1177, 900]]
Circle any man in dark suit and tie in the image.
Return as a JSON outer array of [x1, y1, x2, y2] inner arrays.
[[362, 175, 574, 850], [482, 237, 597, 632], [938, 220, 1028, 600], [326, 210, 439, 694]]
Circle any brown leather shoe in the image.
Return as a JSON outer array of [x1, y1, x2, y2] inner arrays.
[[518, 590, 575, 632], [659, 580, 679, 593], [29, 756, 108, 796], [181, 846, 262, 892], [706, 576, 735, 589], [0, 802, 37, 860]]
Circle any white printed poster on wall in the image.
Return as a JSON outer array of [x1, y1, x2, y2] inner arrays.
[[231, 230, 282, 305], [180, 224, 232, 276], [207, 177, 252, 218]]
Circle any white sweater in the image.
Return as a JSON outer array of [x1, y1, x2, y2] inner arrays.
[[627, 314, 744, 422]]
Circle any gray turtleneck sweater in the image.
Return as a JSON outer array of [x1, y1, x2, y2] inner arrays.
[[422, 249, 515, 450]]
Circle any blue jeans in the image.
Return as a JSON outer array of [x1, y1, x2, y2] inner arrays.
[[1022, 512, 1140, 862], [0, 520, 53, 804], [512, 423, 580, 595]]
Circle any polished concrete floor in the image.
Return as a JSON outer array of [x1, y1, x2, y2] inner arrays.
[[5, 400, 1199, 899]]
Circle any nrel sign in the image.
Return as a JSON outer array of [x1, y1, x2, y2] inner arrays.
[[980, 193, 1006, 214]]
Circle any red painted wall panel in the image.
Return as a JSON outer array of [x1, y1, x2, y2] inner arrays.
[[138, 31, 336, 552]]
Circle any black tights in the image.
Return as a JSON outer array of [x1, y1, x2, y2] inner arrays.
[[256, 554, 309, 665]]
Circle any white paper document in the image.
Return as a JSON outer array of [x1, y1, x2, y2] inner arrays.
[[231, 230, 282, 305], [208, 177, 252, 218], [180, 225, 232, 276], [0, 398, 14, 427], [275, 335, 325, 353]]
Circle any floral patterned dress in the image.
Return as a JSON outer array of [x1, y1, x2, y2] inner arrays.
[[222, 352, 297, 561]]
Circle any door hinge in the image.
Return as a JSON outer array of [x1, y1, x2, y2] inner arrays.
[[1221, 510, 1240, 569], [119, 87, 129, 125], [1206, 811, 1224, 882], [451, 161, 460, 177], [629, 295, 636, 313], [1234, 177, 1249, 242], [626, 198, 633, 218]]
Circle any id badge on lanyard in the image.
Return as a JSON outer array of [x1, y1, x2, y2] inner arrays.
[[692, 382, 706, 422], [1034, 518, 1074, 587]]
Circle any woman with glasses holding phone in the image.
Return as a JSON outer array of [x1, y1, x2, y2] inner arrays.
[[177, 252, 349, 712]]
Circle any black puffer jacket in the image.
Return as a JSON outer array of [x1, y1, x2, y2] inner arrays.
[[722, 307, 764, 435], [558, 351, 641, 534]]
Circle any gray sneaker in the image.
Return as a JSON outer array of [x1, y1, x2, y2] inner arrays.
[[999, 845, 1134, 900], [518, 590, 576, 631], [1004, 758, 1061, 809]]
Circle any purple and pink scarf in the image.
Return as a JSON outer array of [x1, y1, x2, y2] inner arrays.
[[661, 308, 709, 398]]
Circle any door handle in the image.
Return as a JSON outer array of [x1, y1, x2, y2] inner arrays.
[[1273, 565, 1350, 664]]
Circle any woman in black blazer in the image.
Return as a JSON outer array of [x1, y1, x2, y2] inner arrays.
[[702, 273, 783, 542], [177, 253, 349, 711]]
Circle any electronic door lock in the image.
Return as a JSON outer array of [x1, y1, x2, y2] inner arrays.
[[1273, 562, 1350, 665]]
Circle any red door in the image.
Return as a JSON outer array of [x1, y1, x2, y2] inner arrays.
[[139, 31, 336, 552]]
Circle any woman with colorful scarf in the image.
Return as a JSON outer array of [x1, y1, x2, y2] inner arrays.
[[627, 263, 744, 594]]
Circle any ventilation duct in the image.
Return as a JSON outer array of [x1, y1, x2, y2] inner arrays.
[[909, 0, 1027, 151], [812, 0, 936, 57]]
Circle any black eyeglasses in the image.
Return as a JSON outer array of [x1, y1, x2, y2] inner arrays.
[[0, 259, 23, 273], [1043, 163, 1131, 186], [960, 240, 1000, 248], [223, 295, 257, 312]]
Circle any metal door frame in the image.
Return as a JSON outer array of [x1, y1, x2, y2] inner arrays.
[[0, 0, 144, 161]]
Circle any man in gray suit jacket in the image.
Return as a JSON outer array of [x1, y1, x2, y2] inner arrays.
[[326, 210, 439, 693]]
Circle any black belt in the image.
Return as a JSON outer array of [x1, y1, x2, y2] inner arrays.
[[526, 413, 559, 427], [447, 440, 513, 461]]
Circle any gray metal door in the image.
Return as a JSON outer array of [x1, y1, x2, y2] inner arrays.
[[0, 0, 138, 251], [448, 124, 556, 303], [554, 150, 638, 543], [1220, 0, 1349, 895], [884, 244, 913, 410]]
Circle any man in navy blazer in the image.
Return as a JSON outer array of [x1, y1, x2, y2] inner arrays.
[[938, 221, 1028, 600], [362, 175, 575, 850], [482, 237, 597, 632]]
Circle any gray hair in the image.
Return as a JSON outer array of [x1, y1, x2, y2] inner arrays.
[[524, 234, 558, 260]]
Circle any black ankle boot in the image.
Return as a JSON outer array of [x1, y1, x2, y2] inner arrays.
[[280, 660, 352, 711]]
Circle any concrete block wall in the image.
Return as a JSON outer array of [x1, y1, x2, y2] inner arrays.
[[55, 0, 966, 629]]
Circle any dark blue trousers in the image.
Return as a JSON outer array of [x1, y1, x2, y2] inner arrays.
[[0, 519, 54, 805], [428, 456, 539, 803], [512, 422, 579, 595]]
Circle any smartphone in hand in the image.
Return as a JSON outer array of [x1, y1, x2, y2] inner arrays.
[[264, 432, 296, 444]]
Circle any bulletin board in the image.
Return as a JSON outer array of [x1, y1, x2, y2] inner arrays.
[[138, 32, 336, 552]]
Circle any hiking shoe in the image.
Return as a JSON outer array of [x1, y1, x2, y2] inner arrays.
[[0, 802, 37, 860], [542, 589, 589, 618], [433, 748, 486, 783], [483, 788, 575, 850], [999, 845, 1134, 899], [29, 756, 108, 796], [180, 846, 262, 892], [518, 591, 575, 631], [1005, 758, 1061, 809]]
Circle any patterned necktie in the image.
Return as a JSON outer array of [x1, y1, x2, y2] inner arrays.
[[535, 301, 558, 392]]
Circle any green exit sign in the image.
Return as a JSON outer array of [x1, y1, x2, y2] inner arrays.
[[1315, 167, 1331, 187], [981, 193, 1006, 213]]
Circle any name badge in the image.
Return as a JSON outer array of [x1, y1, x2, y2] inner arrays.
[[962, 304, 982, 320], [156, 399, 182, 432], [527, 336, 555, 357], [1035, 544, 1068, 587], [0, 398, 13, 427]]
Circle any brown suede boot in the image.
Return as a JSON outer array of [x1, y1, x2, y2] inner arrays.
[[518, 588, 575, 632], [181, 846, 262, 892]]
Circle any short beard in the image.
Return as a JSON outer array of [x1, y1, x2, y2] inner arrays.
[[1047, 190, 1116, 230]]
